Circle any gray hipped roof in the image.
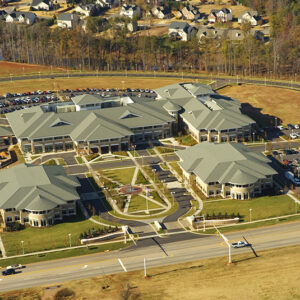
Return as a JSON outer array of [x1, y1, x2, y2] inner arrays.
[[7, 100, 174, 142], [177, 142, 277, 185], [0, 164, 80, 211], [155, 83, 254, 131]]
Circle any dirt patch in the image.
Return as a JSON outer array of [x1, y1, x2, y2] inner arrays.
[[219, 84, 300, 125]]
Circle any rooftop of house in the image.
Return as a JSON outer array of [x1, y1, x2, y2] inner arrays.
[[177, 142, 277, 185], [0, 164, 80, 211]]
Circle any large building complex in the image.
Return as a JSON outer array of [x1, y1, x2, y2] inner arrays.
[[6, 83, 255, 154], [177, 142, 277, 199], [155, 83, 255, 143], [0, 164, 80, 227]]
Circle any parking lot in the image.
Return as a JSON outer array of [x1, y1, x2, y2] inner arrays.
[[0, 88, 156, 114]]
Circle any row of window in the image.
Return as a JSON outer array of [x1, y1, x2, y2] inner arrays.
[[199, 128, 250, 133]]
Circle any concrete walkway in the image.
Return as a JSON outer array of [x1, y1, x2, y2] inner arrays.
[[123, 166, 139, 213], [0, 237, 7, 258]]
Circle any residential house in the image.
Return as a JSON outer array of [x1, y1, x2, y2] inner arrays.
[[177, 142, 277, 199], [31, 0, 53, 11], [74, 4, 100, 17], [96, 0, 115, 8], [208, 8, 232, 23], [0, 164, 80, 228], [168, 21, 197, 41], [151, 6, 171, 19], [120, 4, 141, 19], [6, 11, 37, 25], [57, 13, 80, 29], [197, 27, 265, 43], [238, 10, 260, 26], [181, 5, 200, 20]]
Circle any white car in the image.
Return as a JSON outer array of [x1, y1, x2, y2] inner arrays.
[[290, 133, 298, 139], [232, 241, 250, 248], [6, 264, 23, 270], [277, 125, 284, 130], [294, 124, 299, 129]]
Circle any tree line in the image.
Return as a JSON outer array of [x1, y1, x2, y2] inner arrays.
[[0, 0, 299, 79]]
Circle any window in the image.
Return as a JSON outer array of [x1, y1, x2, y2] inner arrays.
[[69, 209, 75, 215], [67, 200, 74, 204], [23, 217, 29, 223], [14, 216, 20, 221], [33, 220, 39, 227], [41, 219, 46, 226], [54, 136, 63, 140], [209, 190, 214, 195], [6, 216, 12, 222], [236, 193, 242, 200], [5, 208, 12, 212], [62, 210, 67, 215]]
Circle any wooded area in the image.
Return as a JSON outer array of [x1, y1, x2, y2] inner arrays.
[[0, 0, 299, 79]]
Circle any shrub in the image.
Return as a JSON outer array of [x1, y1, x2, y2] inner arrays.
[[5, 222, 25, 232], [54, 288, 75, 300]]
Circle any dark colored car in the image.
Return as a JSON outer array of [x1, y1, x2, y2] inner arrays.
[[2, 268, 15, 276]]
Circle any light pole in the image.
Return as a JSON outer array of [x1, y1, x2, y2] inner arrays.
[[252, 132, 255, 142], [121, 80, 125, 91], [171, 191, 175, 206], [152, 168, 156, 184], [249, 208, 252, 222], [275, 117, 277, 128], [21, 240, 24, 255], [68, 233, 72, 247]]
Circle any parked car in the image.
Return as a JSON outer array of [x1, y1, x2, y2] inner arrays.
[[294, 124, 299, 129], [290, 133, 298, 139], [287, 124, 294, 129], [2, 268, 15, 276], [232, 241, 250, 248]]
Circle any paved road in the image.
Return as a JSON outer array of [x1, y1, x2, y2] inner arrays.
[[0, 73, 299, 91], [1, 221, 300, 292]]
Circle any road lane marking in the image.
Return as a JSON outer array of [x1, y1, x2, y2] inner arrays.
[[118, 258, 127, 272]]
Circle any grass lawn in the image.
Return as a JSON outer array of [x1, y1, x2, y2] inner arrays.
[[128, 195, 162, 213], [57, 158, 66, 166], [175, 134, 197, 146], [135, 170, 149, 185], [85, 154, 99, 162], [150, 190, 167, 206], [129, 150, 139, 157], [219, 85, 300, 125], [0, 241, 129, 268], [104, 167, 136, 185], [147, 149, 156, 155], [156, 146, 175, 154], [112, 151, 129, 157], [1, 214, 107, 257], [169, 162, 183, 177], [42, 159, 57, 165], [201, 195, 298, 222], [75, 156, 84, 164]]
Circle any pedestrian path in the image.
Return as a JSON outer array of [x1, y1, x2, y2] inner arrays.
[[0, 237, 7, 258]]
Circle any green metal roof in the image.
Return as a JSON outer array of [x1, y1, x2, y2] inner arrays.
[[0, 164, 80, 211], [177, 142, 277, 185]]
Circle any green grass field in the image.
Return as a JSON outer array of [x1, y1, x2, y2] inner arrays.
[[128, 195, 161, 213], [202, 195, 298, 222], [1, 214, 107, 256], [103, 167, 136, 185], [135, 170, 149, 185], [75, 156, 84, 164]]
